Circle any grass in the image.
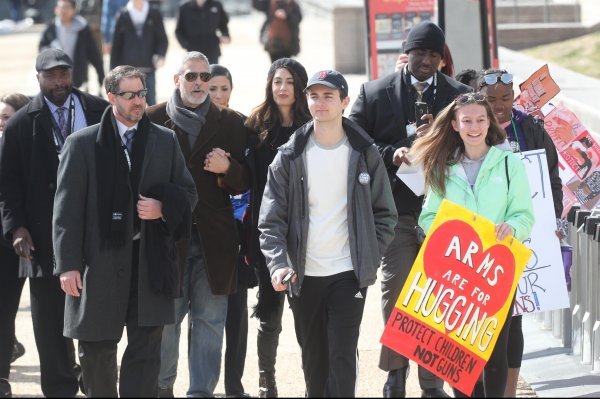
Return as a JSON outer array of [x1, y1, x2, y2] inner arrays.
[[523, 31, 600, 79]]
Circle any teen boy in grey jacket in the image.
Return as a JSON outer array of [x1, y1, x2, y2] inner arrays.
[[258, 70, 397, 397]]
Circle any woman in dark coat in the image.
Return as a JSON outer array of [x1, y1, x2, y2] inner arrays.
[[253, 0, 302, 62], [245, 57, 310, 398]]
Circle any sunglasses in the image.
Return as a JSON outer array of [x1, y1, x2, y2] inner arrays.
[[481, 72, 513, 87], [455, 92, 487, 105], [115, 89, 148, 100], [184, 72, 212, 82]]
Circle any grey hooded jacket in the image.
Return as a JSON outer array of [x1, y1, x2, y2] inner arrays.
[[258, 117, 398, 296]]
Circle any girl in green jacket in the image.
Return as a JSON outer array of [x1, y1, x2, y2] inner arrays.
[[412, 92, 535, 397]]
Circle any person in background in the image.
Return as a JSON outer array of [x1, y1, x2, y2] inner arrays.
[[253, 0, 302, 62], [100, 0, 128, 54], [175, 0, 231, 64], [244, 57, 310, 398], [478, 68, 565, 398], [147, 51, 249, 398], [208, 63, 257, 398], [349, 21, 470, 398], [8, 0, 24, 22], [0, 48, 108, 398], [110, 0, 168, 105], [0, 93, 30, 399], [258, 69, 397, 397], [455, 69, 479, 91], [76, 0, 104, 55], [39, 0, 105, 92]]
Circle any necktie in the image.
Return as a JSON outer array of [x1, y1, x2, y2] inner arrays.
[[413, 81, 430, 102], [56, 107, 67, 138], [124, 129, 136, 153]]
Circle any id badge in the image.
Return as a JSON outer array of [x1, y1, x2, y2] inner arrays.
[[406, 123, 417, 137]]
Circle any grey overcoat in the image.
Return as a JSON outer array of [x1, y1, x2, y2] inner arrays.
[[52, 111, 197, 341]]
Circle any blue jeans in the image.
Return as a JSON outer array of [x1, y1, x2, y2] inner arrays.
[[158, 230, 228, 397]]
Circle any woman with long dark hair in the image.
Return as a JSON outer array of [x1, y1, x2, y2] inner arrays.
[[245, 57, 310, 398]]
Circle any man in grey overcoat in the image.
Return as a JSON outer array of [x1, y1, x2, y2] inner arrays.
[[52, 65, 197, 397]]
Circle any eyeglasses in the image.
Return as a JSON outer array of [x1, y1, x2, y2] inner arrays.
[[115, 89, 148, 100], [184, 72, 212, 83], [455, 92, 487, 105], [480, 72, 513, 87]]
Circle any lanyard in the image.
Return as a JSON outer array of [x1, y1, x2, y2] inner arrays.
[[510, 118, 521, 153], [120, 140, 132, 172], [50, 95, 76, 153]]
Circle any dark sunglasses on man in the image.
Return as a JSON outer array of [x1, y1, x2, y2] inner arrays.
[[481, 71, 514, 87], [115, 89, 148, 100], [184, 72, 212, 83]]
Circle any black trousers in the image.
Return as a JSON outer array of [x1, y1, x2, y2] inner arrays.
[[29, 277, 79, 397], [0, 246, 24, 379], [224, 266, 249, 396], [78, 240, 163, 397], [290, 271, 366, 398]]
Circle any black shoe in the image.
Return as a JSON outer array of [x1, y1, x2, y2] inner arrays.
[[383, 366, 409, 398], [0, 379, 11, 398], [158, 386, 174, 398], [226, 393, 251, 398], [258, 373, 278, 398], [10, 340, 25, 364], [421, 388, 450, 398]]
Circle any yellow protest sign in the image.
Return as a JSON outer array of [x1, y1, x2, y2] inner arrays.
[[380, 200, 532, 394]]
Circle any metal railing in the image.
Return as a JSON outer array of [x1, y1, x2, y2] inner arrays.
[[534, 205, 600, 372]]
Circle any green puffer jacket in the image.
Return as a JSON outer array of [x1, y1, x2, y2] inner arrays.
[[419, 146, 535, 242]]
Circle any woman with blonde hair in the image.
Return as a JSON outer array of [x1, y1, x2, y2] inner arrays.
[[413, 92, 535, 397]]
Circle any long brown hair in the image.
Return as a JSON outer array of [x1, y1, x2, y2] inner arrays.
[[412, 94, 506, 196], [246, 58, 310, 143]]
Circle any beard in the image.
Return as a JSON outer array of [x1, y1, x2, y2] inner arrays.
[[41, 83, 73, 106]]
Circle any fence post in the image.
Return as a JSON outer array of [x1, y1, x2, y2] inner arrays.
[[573, 210, 591, 358]]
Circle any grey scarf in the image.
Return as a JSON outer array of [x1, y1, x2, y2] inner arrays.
[[166, 89, 211, 148]]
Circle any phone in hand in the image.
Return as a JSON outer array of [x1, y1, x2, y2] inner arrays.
[[415, 102, 429, 127], [282, 269, 296, 285]]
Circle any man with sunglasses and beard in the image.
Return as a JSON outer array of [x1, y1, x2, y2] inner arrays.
[[349, 21, 471, 398], [53, 64, 197, 397], [0, 48, 108, 398], [146, 51, 249, 398]]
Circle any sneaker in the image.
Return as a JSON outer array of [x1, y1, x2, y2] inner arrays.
[[10, 340, 25, 364], [0, 379, 11, 398]]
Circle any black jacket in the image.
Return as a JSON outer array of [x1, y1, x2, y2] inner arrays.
[[39, 19, 105, 88], [0, 89, 108, 278], [253, 0, 302, 56], [175, 0, 229, 60], [521, 115, 563, 218], [110, 7, 168, 71], [349, 70, 472, 214]]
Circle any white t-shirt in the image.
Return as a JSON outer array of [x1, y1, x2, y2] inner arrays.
[[303, 134, 353, 276]]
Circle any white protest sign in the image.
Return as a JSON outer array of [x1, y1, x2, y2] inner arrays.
[[514, 149, 570, 315]]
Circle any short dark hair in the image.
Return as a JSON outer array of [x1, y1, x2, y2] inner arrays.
[[0, 93, 31, 111], [455, 69, 479, 87], [104, 65, 146, 95], [209, 64, 233, 87], [58, 0, 77, 8]]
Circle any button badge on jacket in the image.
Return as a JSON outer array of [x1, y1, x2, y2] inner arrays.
[[358, 172, 370, 185]]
